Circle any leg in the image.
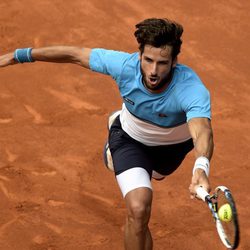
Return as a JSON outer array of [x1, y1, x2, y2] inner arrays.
[[116, 168, 153, 250], [124, 187, 153, 250], [108, 116, 154, 249]]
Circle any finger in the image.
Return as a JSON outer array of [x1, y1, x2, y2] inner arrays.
[[190, 194, 195, 199]]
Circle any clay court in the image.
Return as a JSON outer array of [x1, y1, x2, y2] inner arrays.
[[0, 0, 249, 249]]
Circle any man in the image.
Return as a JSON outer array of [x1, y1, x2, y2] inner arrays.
[[0, 18, 213, 250]]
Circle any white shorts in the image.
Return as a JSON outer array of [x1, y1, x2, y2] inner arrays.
[[116, 167, 152, 197]]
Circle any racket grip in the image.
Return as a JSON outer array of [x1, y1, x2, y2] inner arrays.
[[196, 186, 209, 202]]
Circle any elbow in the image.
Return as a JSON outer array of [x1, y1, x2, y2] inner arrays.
[[70, 47, 84, 65]]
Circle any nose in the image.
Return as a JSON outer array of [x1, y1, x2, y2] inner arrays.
[[150, 63, 157, 76]]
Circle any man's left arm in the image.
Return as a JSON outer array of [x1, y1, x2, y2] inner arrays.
[[188, 117, 214, 199]]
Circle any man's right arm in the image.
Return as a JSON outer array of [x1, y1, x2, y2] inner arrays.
[[0, 46, 92, 69]]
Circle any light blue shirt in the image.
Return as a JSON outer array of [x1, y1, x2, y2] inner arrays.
[[89, 49, 211, 128]]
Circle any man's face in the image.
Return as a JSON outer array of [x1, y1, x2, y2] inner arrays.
[[140, 45, 176, 93]]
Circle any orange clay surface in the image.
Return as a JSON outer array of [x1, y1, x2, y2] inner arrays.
[[0, 1, 249, 249]]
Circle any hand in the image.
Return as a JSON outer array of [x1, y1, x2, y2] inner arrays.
[[0, 53, 17, 67], [189, 168, 210, 200]]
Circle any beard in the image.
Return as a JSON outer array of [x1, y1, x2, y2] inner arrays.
[[141, 64, 174, 92]]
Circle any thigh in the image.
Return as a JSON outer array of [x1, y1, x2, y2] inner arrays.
[[108, 117, 153, 177], [116, 167, 152, 198]]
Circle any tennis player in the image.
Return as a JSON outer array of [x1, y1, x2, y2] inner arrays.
[[0, 18, 214, 250]]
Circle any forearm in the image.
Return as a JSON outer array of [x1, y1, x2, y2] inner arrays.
[[193, 128, 214, 160], [189, 129, 213, 197], [188, 118, 214, 178], [191, 127, 213, 178], [31, 46, 84, 65]]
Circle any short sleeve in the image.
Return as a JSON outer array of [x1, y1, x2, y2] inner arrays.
[[182, 85, 211, 121], [89, 49, 131, 81]]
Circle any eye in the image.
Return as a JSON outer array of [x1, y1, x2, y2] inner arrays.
[[144, 57, 153, 63], [159, 61, 169, 65]]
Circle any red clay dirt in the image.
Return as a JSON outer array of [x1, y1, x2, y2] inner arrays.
[[0, 1, 249, 249]]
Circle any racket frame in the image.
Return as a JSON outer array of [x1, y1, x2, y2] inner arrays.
[[196, 186, 239, 249]]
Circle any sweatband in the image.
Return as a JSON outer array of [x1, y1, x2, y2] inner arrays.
[[14, 48, 34, 63], [192, 156, 210, 177]]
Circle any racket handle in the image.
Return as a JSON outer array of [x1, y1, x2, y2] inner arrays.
[[196, 186, 210, 202]]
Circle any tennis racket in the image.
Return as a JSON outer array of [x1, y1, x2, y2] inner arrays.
[[196, 186, 240, 249]]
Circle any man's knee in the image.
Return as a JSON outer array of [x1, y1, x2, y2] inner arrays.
[[125, 188, 152, 227], [127, 201, 151, 222]]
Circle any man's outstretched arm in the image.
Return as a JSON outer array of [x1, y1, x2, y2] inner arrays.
[[0, 46, 92, 68]]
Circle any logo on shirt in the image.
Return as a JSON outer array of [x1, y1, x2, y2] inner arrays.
[[123, 97, 135, 105]]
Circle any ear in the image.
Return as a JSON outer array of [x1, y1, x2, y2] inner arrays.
[[139, 51, 142, 61]]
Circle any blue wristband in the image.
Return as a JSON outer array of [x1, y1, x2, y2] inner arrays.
[[14, 48, 34, 63]]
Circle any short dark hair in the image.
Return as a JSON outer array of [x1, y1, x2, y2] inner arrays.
[[134, 18, 183, 58]]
